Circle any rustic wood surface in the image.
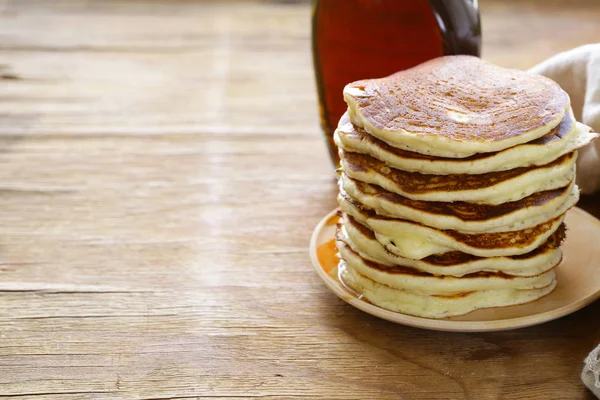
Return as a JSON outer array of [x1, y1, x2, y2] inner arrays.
[[0, 0, 598, 399]]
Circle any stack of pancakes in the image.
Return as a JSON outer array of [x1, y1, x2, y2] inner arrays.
[[333, 56, 598, 318]]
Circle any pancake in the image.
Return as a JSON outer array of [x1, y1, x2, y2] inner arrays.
[[339, 196, 565, 259], [337, 214, 564, 277], [335, 111, 598, 175], [343, 56, 570, 157], [337, 241, 556, 295], [340, 263, 557, 318], [340, 174, 579, 233], [340, 149, 577, 204]]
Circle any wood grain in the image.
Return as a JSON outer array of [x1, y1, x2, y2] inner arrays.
[[0, 0, 598, 399]]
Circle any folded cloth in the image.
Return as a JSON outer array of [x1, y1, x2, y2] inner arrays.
[[530, 45, 600, 396], [530, 44, 600, 194], [583, 344, 600, 398]]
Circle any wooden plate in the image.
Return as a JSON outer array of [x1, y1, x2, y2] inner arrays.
[[310, 207, 600, 332]]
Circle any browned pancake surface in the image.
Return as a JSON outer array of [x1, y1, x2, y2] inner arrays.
[[338, 241, 545, 280], [344, 56, 569, 143], [442, 216, 562, 249], [344, 176, 571, 222], [339, 214, 565, 267], [338, 111, 574, 162], [340, 195, 563, 250], [341, 150, 573, 194]]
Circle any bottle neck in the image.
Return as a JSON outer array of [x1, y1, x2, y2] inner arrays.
[[429, 0, 481, 56]]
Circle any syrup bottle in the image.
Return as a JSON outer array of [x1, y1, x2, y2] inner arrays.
[[312, 0, 481, 168]]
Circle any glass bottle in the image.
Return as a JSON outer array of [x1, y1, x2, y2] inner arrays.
[[312, 0, 481, 168]]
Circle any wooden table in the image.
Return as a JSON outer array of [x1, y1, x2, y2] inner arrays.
[[0, 0, 599, 398]]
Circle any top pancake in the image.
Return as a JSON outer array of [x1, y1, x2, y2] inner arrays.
[[343, 56, 570, 157], [334, 111, 597, 175]]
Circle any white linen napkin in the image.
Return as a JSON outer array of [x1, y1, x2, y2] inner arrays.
[[529, 44, 600, 194], [583, 344, 600, 398], [530, 44, 600, 397]]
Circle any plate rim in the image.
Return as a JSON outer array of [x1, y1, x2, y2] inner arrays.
[[310, 207, 600, 332]]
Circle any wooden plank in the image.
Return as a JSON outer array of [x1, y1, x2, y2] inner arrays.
[[481, 0, 600, 69], [0, 0, 318, 135]]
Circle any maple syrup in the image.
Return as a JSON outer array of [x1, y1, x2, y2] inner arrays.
[[316, 238, 338, 274]]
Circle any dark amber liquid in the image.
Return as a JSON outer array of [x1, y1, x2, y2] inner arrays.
[[312, 0, 481, 168], [317, 238, 338, 275]]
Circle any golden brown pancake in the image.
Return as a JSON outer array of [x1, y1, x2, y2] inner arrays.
[[342, 150, 572, 194], [337, 110, 575, 162], [339, 195, 565, 258], [340, 149, 576, 204], [336, 216, 564, 278], [342, 175, 569, 221], [343, 56, 570, 157], [334, 111, 597, 175], [336, 241, 556, 295], [338, 213, 566, 266], [340, 262, 557, 318], [339, 174, 579, 232]]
